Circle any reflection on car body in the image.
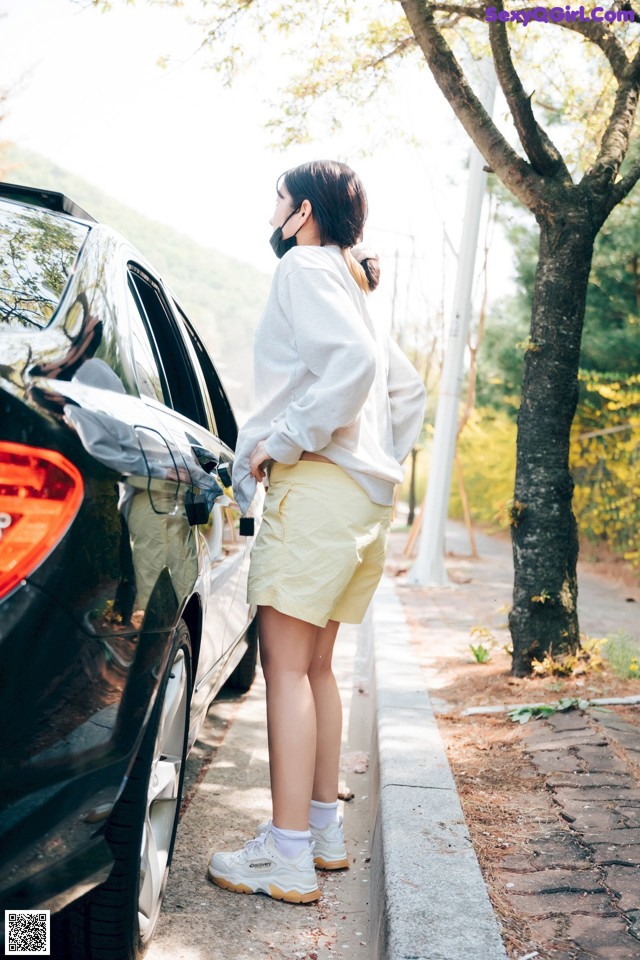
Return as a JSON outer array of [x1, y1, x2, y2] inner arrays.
[[0, 183, 263, 959]]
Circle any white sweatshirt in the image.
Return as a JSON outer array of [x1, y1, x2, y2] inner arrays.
[[232, 244, 426, 515]]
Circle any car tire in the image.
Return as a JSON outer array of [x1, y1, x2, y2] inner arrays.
[[55, 620, 192, 960], [223, 617, 258, 693]]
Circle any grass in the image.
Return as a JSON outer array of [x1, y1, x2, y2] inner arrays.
[[601, 631, 640, 680]]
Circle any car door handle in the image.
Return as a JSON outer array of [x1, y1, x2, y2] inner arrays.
[[190, 444, 219, 474]]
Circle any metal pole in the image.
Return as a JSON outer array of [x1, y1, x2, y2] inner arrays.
[[407, 64, 497, 586]]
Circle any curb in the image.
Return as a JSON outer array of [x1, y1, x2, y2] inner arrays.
[[369, 575, 508, 960]]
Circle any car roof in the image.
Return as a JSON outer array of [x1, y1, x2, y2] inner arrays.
[[0, 182, 97, 224]]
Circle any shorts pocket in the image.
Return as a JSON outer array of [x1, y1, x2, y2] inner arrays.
[[264, 483, 292, 542], [276, 485, 291, 516]]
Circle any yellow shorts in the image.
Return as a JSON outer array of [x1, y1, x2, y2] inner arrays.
[[247, 460, 392, 628]]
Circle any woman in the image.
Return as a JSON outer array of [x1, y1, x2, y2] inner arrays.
[[208, 160, 425, 904]]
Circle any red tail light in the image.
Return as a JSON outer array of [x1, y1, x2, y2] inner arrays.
[[0, 442, 84, 599]]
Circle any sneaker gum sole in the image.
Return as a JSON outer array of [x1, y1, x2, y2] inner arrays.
[[209, 873, 321, 904], [314, 853, 350, 870]]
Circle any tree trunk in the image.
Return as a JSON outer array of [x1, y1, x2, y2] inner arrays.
[[509, 202, 598, 676]]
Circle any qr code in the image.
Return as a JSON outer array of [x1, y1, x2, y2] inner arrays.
[[4, 910, 50, 955]]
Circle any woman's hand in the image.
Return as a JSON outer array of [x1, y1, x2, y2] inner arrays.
[[249, 441, 272, 481]]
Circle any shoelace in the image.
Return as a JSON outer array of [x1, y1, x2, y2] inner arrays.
[[230, 833, 270, 862]]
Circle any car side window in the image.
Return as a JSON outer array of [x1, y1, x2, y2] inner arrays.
[[127, 264, 208, 428], [172, 299, 238, 451], [126, 282, 169, 405]]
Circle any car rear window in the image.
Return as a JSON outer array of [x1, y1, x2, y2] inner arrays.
[[0, 203, 89, 331]]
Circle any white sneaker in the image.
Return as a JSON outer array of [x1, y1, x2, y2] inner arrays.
[[208, 830, 320, 903], [256, 817, 349, 871]]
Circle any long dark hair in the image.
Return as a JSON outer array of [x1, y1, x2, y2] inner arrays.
[[279, 160, 379, 292]]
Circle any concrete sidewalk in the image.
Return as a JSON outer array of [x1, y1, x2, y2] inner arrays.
[[147, 617, 376, 960], [368, 520, 640, 960], [368, 574, 508, 960]]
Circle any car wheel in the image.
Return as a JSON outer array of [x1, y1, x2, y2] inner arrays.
[[57, 620, 192, 960], [223, 617, 258, 693]]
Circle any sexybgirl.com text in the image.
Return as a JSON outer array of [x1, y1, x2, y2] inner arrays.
[[485, 6, 635, 24]]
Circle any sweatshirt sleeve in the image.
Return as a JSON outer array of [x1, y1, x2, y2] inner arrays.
[[263, 262, 377, 463], [387, 337, 426, 464]]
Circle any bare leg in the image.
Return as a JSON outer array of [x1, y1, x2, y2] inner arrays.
[[308, 620, 342, 802], [258, 605, 318, 831]]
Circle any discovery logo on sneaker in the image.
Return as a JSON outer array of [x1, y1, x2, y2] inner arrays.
[[208, 832, 320, 903]]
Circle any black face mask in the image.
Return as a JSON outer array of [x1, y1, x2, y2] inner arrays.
[[269, 205, 303, 259]]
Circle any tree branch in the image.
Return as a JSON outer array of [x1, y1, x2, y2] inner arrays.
[[400, 0, 546, 212], [488, 0, 570, 179], [429, 3, 486, 20], [585, 48, 640, 192], [543, 16, 629, 79], [368, 36, 417, 69], [197, 0, 257, 48], [605, 152, 640, 208]]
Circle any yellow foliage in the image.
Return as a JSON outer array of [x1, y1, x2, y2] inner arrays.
[[571, 372, 640, 567], [402, 373, 640, 568], [531, 636, 608, 677], [403, 375, 638, 570], [448, 409, 517, 527]]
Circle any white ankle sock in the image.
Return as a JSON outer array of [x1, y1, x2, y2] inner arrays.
[[270, 825, 312, 859], [309, 799, 339, 829]]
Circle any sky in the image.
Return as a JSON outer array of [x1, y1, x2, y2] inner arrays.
[[0, 0, 515, 343]]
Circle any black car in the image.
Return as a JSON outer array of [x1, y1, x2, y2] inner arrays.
[[0, 183, 262, 959]]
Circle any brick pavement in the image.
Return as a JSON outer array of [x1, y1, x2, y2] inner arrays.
[[392, 521, 640, 957], [496, 706, 640, 959]]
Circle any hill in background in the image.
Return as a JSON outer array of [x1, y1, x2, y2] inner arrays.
[[1, 144, 270, 416]]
